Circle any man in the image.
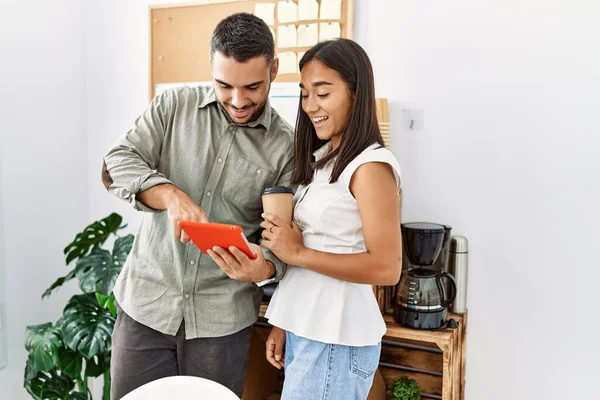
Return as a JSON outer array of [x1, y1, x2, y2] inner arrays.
[[102, 13, 294, 399]]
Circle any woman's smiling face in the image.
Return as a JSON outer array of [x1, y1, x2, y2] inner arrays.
[[300, 60, 354, 150]]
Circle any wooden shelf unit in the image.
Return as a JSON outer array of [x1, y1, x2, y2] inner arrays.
[[380, 313, 467, 400], [255, 305, 467, 400]]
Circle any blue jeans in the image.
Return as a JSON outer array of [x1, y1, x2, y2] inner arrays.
[[281, 331, 381, 400]]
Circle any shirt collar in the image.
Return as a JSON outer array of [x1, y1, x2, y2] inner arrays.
[[247, 99, 272, 132], [313, 141, 332, 161], [198, 86, 273, 133], [198, 87, 218, 108]]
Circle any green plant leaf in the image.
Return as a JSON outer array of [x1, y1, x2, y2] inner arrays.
[[95, 292, 110, 307], [41, 373, 76, 399], [96, 292, 117, 318], [74, 249, 117, 295], [112, 234, 134, 262], [68, 392, 89, 400], [42, 270, 76, 299], [75, 234, 134, 295], [25, 369, 45, 400], [58, 348, 83, 379], [106, 295, 117, 318], [63, 213, 123, 265], [26, 370, 75, 400], [26, 213, 131, 400], [85, 353, 110, 378], [61, 294, 115, 359], [25, 323, 63, 373], [387, 376, 421, 400], [25, 356, 39, 384]]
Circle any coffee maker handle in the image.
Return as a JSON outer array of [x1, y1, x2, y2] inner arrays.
[[438, 272, 457, 307]]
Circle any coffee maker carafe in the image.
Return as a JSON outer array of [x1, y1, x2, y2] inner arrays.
[[395, 222, 457, 330]]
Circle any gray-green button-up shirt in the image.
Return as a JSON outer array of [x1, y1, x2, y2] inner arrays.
[[104, 86, 294, 338]]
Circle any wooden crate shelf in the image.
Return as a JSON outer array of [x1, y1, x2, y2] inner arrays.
[[379, 313, 467, 400], [254, 305, 467, 400]]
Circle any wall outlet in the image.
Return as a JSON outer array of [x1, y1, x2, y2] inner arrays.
[[400, 107, 424, 131]]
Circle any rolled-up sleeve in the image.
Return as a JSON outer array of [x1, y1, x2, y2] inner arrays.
[[261, 166, 295, 282], [104, 91, 173, 212]]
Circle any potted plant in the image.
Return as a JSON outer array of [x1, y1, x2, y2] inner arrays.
[[387, 376, 421, 400], [23, 213, 132, 400]]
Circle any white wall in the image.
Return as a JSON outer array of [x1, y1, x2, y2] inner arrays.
[[0, 147, 6, 369], [82, 1, 180, 394], [356, 0, 600, 399], [0, 0, 87, 398], [84, 0, 187, 231], [6, 0, 591, 399]]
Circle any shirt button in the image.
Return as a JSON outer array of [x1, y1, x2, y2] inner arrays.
[[256, 169, 262, 175], [207, 191, 212, 197], [184, 294, 190, 299], [217, 158, 223, 163], [190, 260, 195, 265]]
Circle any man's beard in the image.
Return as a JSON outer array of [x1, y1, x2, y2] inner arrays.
[[219, 82, 271, 124], [219, 99, 266, 123]]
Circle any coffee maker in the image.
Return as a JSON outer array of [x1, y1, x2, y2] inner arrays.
[[402, 224, 452, 273], [395, 222, 457, 330]]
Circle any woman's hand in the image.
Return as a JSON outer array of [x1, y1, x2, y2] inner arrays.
[[260, 213, 305, 265], [265, 326, 286, 369]]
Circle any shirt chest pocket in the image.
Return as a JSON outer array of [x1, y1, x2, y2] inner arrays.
[[222, 157, 274, 214]]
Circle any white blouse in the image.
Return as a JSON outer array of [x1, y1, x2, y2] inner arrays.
[[265, 142, 402, 346]]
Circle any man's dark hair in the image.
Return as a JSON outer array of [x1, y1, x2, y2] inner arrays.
[[292, 39, 384, 185], [210, 13, 275, 64]]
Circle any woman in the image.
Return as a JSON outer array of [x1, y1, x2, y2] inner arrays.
[[260, 39, 403, 400]]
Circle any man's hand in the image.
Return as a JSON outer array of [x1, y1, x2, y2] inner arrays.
[[165, 190, 208, 243], [266, 326, 286, 369], [208, 243, 273, 283], [137, 183, 208, 243]]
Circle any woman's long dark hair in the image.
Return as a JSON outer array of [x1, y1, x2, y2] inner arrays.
[[291, 39, 384, 185]]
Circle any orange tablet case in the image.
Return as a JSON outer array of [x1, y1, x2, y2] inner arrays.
[[178, 221, 258, 260]]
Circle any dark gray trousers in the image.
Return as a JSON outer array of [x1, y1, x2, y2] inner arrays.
[[110, 306, 252, 400]]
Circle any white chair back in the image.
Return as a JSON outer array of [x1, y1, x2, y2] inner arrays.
[[121, 375, 240, 400]]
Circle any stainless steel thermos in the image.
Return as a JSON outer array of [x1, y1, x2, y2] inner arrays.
[[448, 236, 468, 314]]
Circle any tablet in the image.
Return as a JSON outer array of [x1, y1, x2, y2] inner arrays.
[[178, 221, 258, 260]]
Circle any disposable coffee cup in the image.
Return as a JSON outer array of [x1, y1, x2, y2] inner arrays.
[[262, 186, 294, 226]]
